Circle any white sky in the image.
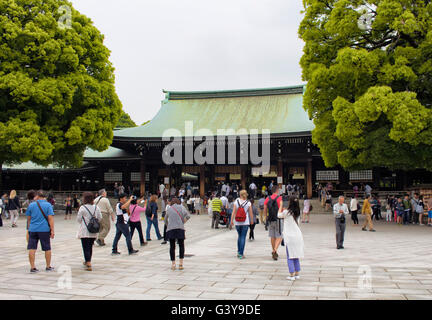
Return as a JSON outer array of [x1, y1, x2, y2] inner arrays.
[[70, 0, 305, 125]]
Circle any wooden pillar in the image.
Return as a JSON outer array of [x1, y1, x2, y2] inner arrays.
[[140, 160, 146, 196], [307, 159, 313, 199], [277, 160, 283, 189], [241, 166, 246, 190], [199, 166, 205, 198]]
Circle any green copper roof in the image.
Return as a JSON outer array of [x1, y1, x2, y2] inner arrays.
[[83, 146, 139, 160], [114, 85, 314, 140]]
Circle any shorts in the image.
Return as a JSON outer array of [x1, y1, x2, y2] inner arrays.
[[428, 211, 432, 219], [65, 206, 72, 214], [27, 232, 51, 251], [268, 220, 283, 238]]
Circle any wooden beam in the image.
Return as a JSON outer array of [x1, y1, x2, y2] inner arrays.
[[140, 160, 146, 196], [200, 166, 205, 198], [307, 159, 313, 199]]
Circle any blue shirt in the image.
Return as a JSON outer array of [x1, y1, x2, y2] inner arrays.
[[26, 200, 54, 232]]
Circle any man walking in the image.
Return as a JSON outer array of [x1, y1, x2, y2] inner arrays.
[[249, 182, 257, 199], [333, 196, 349, 249], [95, 189, 115, 246], [26, 190, 55, 273], [211, 195, 223, 229], [263, 186, 283, 260], [362, 195, 376, 232]]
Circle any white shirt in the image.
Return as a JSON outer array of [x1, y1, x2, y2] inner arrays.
[[249, 183, 257, 190], [333, 202, 349, 218], [116, 203, 129, 224], [350, 198, 358, 211], [220, 196, 228, 209], [159, 184, 165, 193], [233, 198, 251, 226]]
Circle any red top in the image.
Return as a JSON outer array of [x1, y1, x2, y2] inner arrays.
[[264, 193, 282, 207]]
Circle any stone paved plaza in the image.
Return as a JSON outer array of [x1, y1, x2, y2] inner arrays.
[[1, 209, 432, 300]]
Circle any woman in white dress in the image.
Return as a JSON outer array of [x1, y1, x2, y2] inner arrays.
[[278, 196, 304, 281]]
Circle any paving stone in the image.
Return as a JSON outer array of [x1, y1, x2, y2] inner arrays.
[[1, 214, 432, 300]]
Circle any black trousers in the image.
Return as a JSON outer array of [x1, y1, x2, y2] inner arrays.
[[163, 224, 167, 241], [81, 238, 95, 262], [249, 223, 256, 239], [351, 210, 359, 224], [169, 239, 185, 261], [129, 221, 145, 245]]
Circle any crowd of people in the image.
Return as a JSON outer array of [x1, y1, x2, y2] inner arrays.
[[2, 180, 432, 281]]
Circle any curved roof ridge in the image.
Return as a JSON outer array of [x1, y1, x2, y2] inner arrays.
[[163, 84, 306, 100]]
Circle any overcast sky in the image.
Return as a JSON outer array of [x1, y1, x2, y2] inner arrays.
[[70, 0, 305, 125]]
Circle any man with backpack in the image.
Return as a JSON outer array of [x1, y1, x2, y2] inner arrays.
[[263, 185, 283, 260], [95, 189, 115, 247]]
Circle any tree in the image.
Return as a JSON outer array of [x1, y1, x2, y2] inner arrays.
[[0, 0, 122, 188], [116, 111, 137, 128], [299, 0, 432, 171]]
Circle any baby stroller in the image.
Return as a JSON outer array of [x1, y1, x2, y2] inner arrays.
[[219, 210, 228, 227]]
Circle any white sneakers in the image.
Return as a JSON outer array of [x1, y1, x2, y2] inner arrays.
[[295, 275, 300, 280], [287, 275, 301, 281]]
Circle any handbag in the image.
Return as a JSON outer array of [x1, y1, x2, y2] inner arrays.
[[82, 205, 101, 233], [340, 214, 346, 224]]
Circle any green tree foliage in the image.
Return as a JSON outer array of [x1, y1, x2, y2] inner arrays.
[[0, 0, 122, 171], [116, 111, 137, 128], [299, 0, 432, 171]]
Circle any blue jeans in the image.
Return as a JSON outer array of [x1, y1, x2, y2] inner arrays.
[[235, 225, 249, 256], [227, 208, 233, 225], [146, 216, 162, 240], [286, 247, 301, 273], [112, 223, 133, 253]]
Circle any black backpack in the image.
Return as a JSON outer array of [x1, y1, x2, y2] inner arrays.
[[83, 205, 100, 233], [267, 196, 279, 222]]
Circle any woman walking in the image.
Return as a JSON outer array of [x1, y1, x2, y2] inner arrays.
[[350, 195, 359, 225], [165, 198, 190, 270], [129, 196, 148, 247], [146, 195, 162, 241], [77, 192, 102, 271], [278, 196, 304, 281], [302, 197, 311, 223], [7, 190, 21, 228], [230, 190, 254, 259]]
